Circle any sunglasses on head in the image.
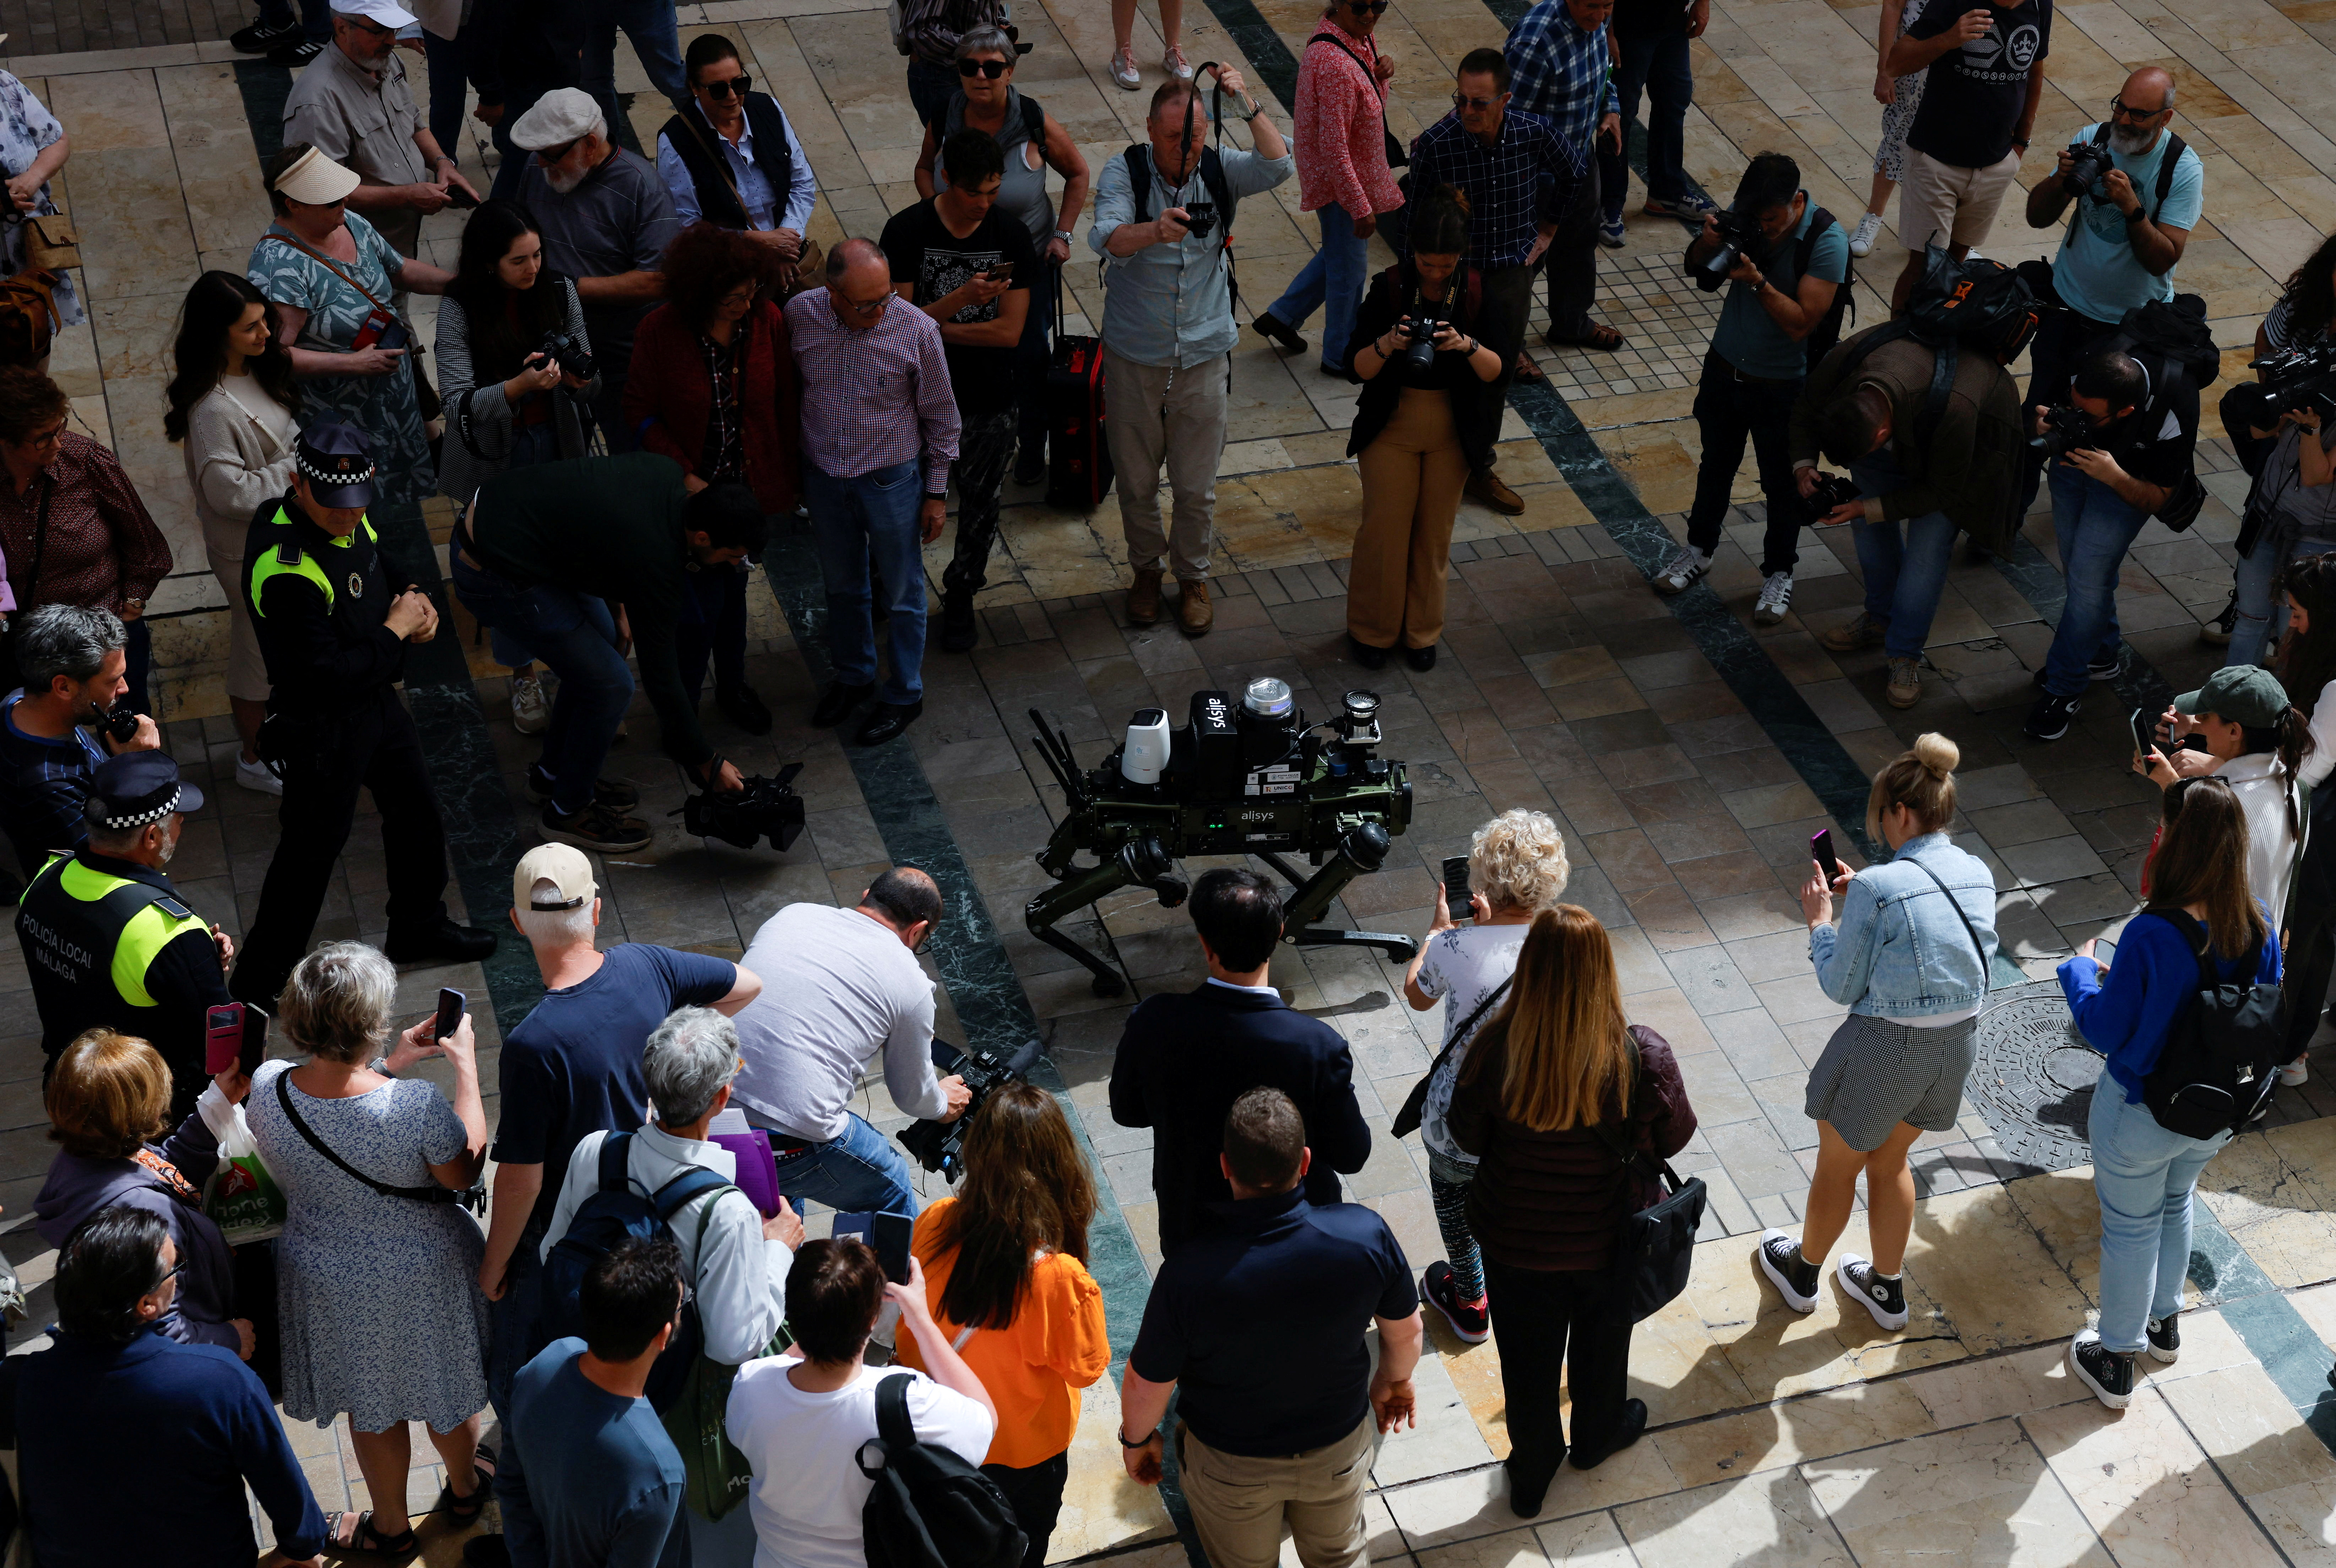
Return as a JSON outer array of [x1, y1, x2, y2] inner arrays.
[[701, 73, 753, 98], [958, 57, 1010, 77]]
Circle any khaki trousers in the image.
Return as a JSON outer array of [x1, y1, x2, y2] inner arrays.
[[1349, 387, 1469, 649], [1176, 1412, 1375, 1568], [1104, 347, 1228, 581]]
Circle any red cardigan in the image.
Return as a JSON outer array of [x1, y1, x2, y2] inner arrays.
[[623, 300, 800, 514]]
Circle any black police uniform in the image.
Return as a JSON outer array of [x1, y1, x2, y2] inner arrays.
[[230, 488, 461, 1007]]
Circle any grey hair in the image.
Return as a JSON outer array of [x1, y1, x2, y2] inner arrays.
[[827, 236, 887, 280], [645, 1006, 740, 1127], [278, 941, 398, 1065], [955, 24, 1014, 59], [17, 604, 125, 691], [515, 876, 595, 947]]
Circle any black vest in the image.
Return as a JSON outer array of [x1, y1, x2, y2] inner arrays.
[[17, 850, 197, 1062], [660, 96, 796, 232]]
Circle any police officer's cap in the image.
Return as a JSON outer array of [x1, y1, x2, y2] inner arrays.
[[295, 419, 377, 509], [86, 751, 205, 832]]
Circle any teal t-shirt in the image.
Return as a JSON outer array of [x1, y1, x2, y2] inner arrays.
[[2050, 123, 2205, 323], [1711, 196, 1849, 382]]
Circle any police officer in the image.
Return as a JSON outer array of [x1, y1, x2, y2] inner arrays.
[[230, 420, 495, 1007], [17, 750, 233, 1115]]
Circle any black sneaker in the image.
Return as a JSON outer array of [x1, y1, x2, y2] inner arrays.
[[1756, 1229, 1819, 1313], [540, 800, 653, 854], [2146, 1311, 2181, 1364], [2069, 1329, 2135, 1409], [2022, 690, 2082, 741], [230, 17, 300, 50], [1838, 1253, 1909, 1330], [266, 34, 324, 64], [2201, 591, 2238, 647], [526, 763, 640, 812], [1568, 1397, 1648, 1470], [2028, 653, 2120, 687], [1422, 1260, 1490, 1344]]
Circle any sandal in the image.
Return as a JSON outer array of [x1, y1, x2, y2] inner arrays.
[[1543, 321, 1626, 352], [325, 1510, 418, 1556], [434, 1458, 497, 1523], [1511, 353, 1546, 383]]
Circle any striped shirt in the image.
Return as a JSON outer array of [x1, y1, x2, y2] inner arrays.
[[1407, 108, 1585, 270], [1505, 0, 1614, 156], [783, 289, 961, 487]]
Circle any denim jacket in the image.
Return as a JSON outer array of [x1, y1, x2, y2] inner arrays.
[[1809, 832, 2000, 1017]]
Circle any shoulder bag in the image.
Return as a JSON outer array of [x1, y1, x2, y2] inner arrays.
[[1584, 1037, 1706, 1323], [1903, 852, 1994, 1000], [1390, 975, 1511, 1139], [261, 228, 441, 420], [272, 1069, 484, 1212], [1305, 31, 1407, 170]]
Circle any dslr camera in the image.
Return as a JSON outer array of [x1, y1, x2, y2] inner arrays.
[[2031, 404, 2102, 460], [1694, 208, 1760, 292], [530, 331, 596, 383], [896, 1038, 1044, 1181], [86, 701, 140, 745], [1402, 305, 1446, 372], [1805, 472, 1860, 514], [2062, 140, 2113, 200], [673, 762, 807, 851], [1179, 201, 1219, 239], [2228, 341, 2336, 431]]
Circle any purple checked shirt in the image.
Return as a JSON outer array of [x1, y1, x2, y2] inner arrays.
[[784, 288, 961, 487]]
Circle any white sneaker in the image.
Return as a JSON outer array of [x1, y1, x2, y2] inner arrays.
[[2281, 1058, 2310, 1087], [510, 673, 549, 735], [1753, 570, 1794, 626], [1652, 545, 1711, 595], [1162, 43, 1193, 80], [1848, 211, 1884, 258], [1110, 45, 1141, 89], [235, 753, 283, 796]]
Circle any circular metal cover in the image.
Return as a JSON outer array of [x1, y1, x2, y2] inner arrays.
[[1964, 979, 2101, 1173]]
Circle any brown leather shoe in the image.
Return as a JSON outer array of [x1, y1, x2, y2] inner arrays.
[[1127, 567, 1165, 625], [1466, 470, 1525, 516], [1176, 577, 1213, 636]]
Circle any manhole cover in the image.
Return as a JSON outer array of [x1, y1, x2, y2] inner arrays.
[[1965, 979, 2099, 1172]]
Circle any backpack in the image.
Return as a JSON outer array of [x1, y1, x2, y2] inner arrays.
[[2087, 293, 2219, 529], [0, 268, 58, 367], [857, 1372, 1028, 1568], [2140, 910, 2288, 1139], [1794, 207, 1855, 368], [537, 1132, 734, 1413], [1817, 247, 2039, 465]]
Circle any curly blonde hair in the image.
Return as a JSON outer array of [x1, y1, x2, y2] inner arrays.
[[1468, 809, 1571, 913]]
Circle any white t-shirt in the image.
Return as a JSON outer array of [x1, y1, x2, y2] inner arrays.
[[726, 1357, 994, 1568], [2214, 752, 2304, 924], [1411, 924, 1529, 1163]]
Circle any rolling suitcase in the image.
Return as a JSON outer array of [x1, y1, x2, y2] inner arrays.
[[1045, 280, 1113, 510]]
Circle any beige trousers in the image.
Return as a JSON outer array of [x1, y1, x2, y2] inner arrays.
[[1349, 387, 1469, 649], [1176, 1411, 1375, 1568], [1104, 347, 1228, 581]]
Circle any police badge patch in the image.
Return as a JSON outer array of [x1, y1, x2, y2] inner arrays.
[[349, 572, 364, 599]]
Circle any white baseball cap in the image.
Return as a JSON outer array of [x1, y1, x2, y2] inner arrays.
[[511, 88, 606, 151], [514, 843, 597, 911], [331, 0, 418, 26]]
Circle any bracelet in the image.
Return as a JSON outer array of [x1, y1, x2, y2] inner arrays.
[[1118, 1427, 1157, 1448]]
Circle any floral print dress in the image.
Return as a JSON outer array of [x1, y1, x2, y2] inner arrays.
[[246, 212, 434, 505], [0, 71, 82, 328]]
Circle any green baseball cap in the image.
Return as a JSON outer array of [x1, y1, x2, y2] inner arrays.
[[2173, 664, 2288, 727]]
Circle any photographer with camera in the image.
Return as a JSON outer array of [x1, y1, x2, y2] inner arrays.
[[1110, 867, 1373, 1256], [2227, 231, 2336, 483], [2221, 388, 2336, 669], [1654, 153, 1847, 625], [730, 869, 968, 1218], [1091, 71, 1292, 636], [1343, 184, 1509, 671], [2020, 347, 2200, 740], [0, 604, 159, 876]]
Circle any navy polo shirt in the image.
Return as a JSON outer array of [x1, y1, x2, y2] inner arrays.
[[1129, 1187, 1417, 1456]]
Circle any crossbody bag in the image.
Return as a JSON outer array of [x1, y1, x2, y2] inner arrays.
[[1305, 31, 1407, 170], [261, 228, 441, 419], [273, 1069, 484, 1212], [1903, 854, 1994, 1002], [1390, 975, 1511, 1139]]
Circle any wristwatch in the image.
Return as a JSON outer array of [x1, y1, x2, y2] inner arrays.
[[1052, 229, 1073, 245], [925, 491, 948, 502], [1117, 1426, 1158, 1448]]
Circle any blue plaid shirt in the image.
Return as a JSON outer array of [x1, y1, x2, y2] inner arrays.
[[1408, 108, 1586, 270], [1505, 0, 1614, 155]]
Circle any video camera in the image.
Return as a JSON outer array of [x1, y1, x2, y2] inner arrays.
[[1023, 682, 1416, 996], [2031, 403, 2103, 460], [672, 762, 806, 851], [896, 1038, 1045, 1182], [1694, 208, 1760, 292], [2228, 342, 2336, 431], [528, 331, 596, 383]]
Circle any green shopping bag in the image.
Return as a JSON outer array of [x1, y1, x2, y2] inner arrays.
[[202, 1104, 287, 1245], [664, 1324, 791, 1521]]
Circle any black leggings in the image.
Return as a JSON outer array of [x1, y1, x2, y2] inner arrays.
[[983, 1450, 1069, 1568]]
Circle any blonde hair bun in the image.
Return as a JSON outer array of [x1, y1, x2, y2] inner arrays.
[[1911, 732, 1959, 778]]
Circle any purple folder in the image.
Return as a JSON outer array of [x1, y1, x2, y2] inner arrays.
[[711, 1127, 781, 1216]]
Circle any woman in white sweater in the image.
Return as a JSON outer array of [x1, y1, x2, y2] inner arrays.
[[165, 270, 297, 795]]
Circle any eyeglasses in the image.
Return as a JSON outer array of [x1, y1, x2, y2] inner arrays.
[[958, 57, 1010, 77], [834, 289, 892, 317], [2110, 95, 2170, 121], [343, 13, 392, 34], [700, 73, 754, 99], [1452, 92, 1502, 110], [1348, 1, 1392, 13], [535, 137, 584, 165]]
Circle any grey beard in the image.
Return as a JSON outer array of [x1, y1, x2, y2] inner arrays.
[[2109, 125, 2155, 156]]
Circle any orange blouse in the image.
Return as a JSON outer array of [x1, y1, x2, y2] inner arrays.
[[894, 1197, 1112, 1469]]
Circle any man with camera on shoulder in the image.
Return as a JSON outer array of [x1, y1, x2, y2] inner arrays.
[[1653, 153, 1847, 628], [0, 604, 160, 877], [2021, 347, 2199, 739]]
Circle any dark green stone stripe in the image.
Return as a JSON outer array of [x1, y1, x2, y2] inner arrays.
[[2183, 1204, 2336, 1452]]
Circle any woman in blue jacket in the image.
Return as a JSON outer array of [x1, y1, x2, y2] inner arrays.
[[2060, 775, 2279, 1410]]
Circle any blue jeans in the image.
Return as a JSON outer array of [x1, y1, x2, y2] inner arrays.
[[1607, 32, 1693, 214], [581, 0, 689, 130], [1265, 201, 1368, 374], [807, 459, 928, 706], [2088, 1083, 2226, 1353], [1849, 510, 1958, 658], [763, 1110, 923, 1217], [423, 26, 473, 157], [2040, 463, 2151, 696], [449, 554, 630, 815], [485, 1216, 546, 1425], [2228, 534, 2336, 668]]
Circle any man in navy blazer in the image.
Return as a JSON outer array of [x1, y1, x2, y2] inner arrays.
[[1110, 867, 1374, 1254]]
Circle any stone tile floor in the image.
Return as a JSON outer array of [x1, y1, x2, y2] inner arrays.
[[8, 0, 2336, 1558]]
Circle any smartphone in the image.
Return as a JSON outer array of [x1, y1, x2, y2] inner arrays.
[[872, 1210, 915, 1285], [444, 184, 479, 210], [433, 987, 466, 1045], [205, 1002, 244, 1075], [239, 1002, 270, 1077], [2130, 708, 2157, 760], [1811, 828, 1840, 883], [375, 318, 411, 354], [1441, 855, 1474, 920], [985, 260, 1016, 282]]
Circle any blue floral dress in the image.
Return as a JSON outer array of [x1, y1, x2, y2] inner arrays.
[[246, 213, 434, 505], [0, 72, 82, 328], [247, 1059, 489, 1433]]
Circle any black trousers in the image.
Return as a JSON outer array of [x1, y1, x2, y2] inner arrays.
[[1687, 352, 1807, 575], [982, 1450, 1069, 1568], [1482, 1257, 1632, 1483], [232, 691, 451, 1007], [1541, 158, 1604, 340], [676, 560, 750, 706]]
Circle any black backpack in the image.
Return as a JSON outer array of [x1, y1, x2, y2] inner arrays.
[[2084, 294, 2219, 529], [858, 1372, 1027, 1568], [1816, 248, 2040, 468], [1795, 207, 1855, 368], [2141, 910, 2288, 1139]]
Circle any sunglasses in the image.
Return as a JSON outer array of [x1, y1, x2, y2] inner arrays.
[[958, 57, 1010, 77], [535, 136, 584, 165], [1452, 92, 1502, 110], [700, 73, 753, 98], [1348, 1, 1392, 12], [2110, 95, 2170, 120]]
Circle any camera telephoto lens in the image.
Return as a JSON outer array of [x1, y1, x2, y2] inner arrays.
[[2064, 142, 2111, 198]]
